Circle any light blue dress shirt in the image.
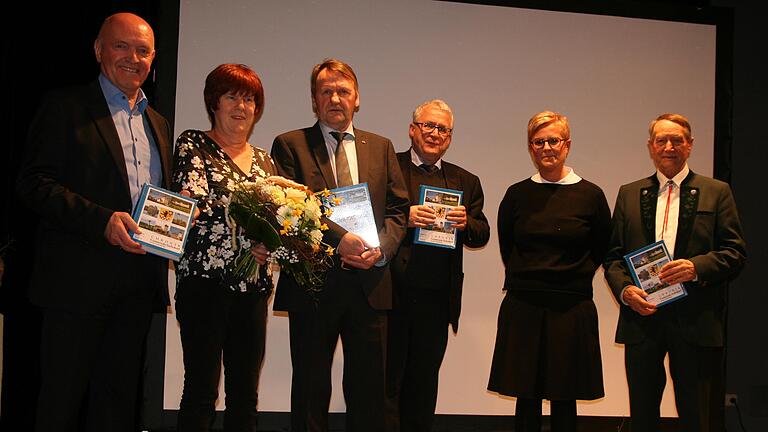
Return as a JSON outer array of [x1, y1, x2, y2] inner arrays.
[[98, 74, 162, 208]]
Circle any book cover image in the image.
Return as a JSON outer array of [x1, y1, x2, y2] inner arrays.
[[326, 183, 380, 248], [624, 240, 687, 307], [131, 184, 197, 261], [414, 185, 463, 249]]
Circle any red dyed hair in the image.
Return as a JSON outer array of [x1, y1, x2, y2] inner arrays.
[[203, 63, 265, 127]]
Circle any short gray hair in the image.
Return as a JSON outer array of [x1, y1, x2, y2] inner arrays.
[[412, 99, 454, 127]]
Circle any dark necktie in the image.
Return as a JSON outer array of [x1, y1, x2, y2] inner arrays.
[[331, 131, 353, 187], [420, 163, 438, 173]]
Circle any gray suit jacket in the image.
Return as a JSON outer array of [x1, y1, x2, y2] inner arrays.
[[604, 171, 746, 347], [270, 122, 409, 312]]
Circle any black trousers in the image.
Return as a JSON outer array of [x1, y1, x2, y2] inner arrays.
[[514, 398, 577, 432], [625, 319, 723, 432], [175, 276, 268, 432], [385, 287, 449, 432], [287, 276, 387, 432], [34, 288, 154, 432]]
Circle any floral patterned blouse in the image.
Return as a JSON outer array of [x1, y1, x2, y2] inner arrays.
[[172, 129, 276, 293]]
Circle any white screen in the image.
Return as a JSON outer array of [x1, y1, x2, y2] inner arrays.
[[165, 0, 716, 416]]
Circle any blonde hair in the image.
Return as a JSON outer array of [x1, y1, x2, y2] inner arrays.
[[527, 111, 570, 143]]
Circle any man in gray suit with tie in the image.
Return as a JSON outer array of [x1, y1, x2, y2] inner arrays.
[[271, 58, 409, 432]]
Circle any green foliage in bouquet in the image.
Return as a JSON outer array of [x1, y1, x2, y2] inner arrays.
[[225, 176, 337, 293]]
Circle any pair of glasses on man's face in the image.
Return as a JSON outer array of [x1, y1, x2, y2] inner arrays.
[[652, 136, 687, 147], [530, 137, 566, 148], [414, 122, 452, 137]]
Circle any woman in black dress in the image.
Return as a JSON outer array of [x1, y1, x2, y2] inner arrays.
[[488, 111, 610, 432], [172, 64, 276, 432]]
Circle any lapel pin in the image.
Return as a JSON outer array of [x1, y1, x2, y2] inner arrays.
[[691, 190, 697, 195]]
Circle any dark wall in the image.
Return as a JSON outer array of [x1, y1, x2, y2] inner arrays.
[[714, 0, 768, 430], [0, 2, 175, 430]]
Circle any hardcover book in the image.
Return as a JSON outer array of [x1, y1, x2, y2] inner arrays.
[[131, 183, 197, 261], [413, 185, 463, 249], [623, 240, 687, 307], [326, 183, 380, 248]]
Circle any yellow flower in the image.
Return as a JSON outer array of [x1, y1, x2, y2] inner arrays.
[[292, 208, 303, 217], [326, 246, 335, 255], [324, 208, 333, 217], [285, 187, 307, 204], [281, 220, 293, 234], [320, 223, 329, 231]]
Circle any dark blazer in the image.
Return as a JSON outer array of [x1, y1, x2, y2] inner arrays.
[[271, 122, 409, 312], [391, 151, 490, 331], [17, 80, 173, 312], [604, 171, 746, 347]]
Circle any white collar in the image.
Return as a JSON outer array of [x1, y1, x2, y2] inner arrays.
[[531, 167, 582, 184], [410, 148, 442, 169], [656, 164, 690, 190], [319, 121, 355, 142]]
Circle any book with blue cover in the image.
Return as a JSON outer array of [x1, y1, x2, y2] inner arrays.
[[413, 185, 463, 249], [623, 240, 687, 307], [131, 183, 197, 261]]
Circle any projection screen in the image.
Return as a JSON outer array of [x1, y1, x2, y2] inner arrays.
[[163, 0, 716, 417]]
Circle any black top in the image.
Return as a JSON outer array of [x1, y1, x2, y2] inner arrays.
[[172, 129, 276, 293], [498, 178, 611, 298], [403, 161, 451, 289]]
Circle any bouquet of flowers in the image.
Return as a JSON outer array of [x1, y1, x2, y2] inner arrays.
[[225, 175, 336, 293]]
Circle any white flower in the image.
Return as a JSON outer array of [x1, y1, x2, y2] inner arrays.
[[304, 198, 321, 220], [211, 172, 224, 182], [191, 156, 203, 169], [211, 223, 226, 235], [310, 229, 322, 245]]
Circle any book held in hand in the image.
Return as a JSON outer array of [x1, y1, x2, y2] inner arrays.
[[131, 183, 197, 261], [326, 183, 380, 248], [623, 240, 687, 307], [413, 185, 463, 249]]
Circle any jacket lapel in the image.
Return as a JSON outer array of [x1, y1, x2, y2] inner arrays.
[[309, 122, 337, 189], [674, 172, 700, 257], [639, 175, 659, 245], [86, 81, 131, 197], [354, 128, 369, 185], [442, 162, 462, 192], [145, 108, 172, 188]]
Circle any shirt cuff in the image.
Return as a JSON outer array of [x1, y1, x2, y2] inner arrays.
[[374, 249, 388, 267]]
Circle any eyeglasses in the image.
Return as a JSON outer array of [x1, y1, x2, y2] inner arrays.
[[652, 136, 687, 147], [414, 122, 452, 137], [530, 137, 566, 148]]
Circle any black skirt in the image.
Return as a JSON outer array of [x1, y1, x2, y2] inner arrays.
[[487, 290, 604, 400]]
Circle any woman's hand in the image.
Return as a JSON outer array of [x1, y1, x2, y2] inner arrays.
[[250, 242, 269, 265]]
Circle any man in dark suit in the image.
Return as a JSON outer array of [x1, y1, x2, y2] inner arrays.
[[604, 113, 746, 432], [385, 99, 489, 432], [16, 13, 172, 432], [270, 58, 409, 432]]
